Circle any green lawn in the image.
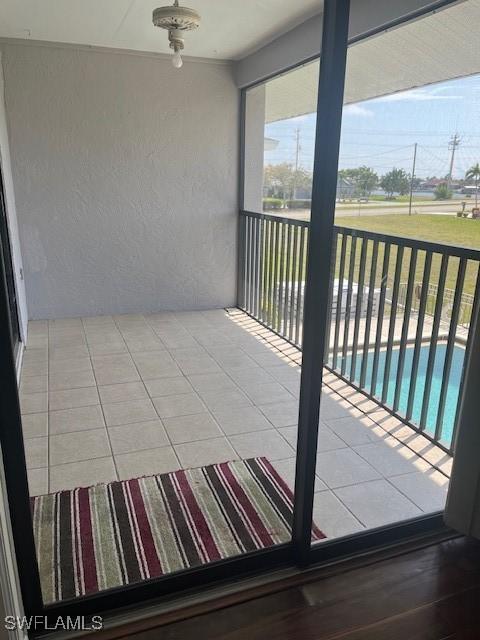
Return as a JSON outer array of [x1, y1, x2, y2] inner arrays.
[[335, 214, 480, 249], [332, 214, 480, 298]]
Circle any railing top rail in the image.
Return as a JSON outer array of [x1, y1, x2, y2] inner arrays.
[[334, 225, 480, 261], [240, 209, 310, 228], [240, 210, 480, 261]]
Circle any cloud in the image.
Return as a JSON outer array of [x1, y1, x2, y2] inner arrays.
[[378, 88, 462, 102], [343, 104, 374, 117]]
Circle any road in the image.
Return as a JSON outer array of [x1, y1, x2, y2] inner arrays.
[[268, 199, 473, 221]]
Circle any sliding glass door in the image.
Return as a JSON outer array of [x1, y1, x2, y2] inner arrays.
[[239, 0, 472, 565], [0, 0, 465, 625]]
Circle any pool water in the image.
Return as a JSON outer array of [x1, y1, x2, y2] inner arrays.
[[337, 344, 465, 447]]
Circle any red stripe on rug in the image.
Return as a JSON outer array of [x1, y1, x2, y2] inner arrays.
[[218, 462, 274, 547], [72, 491, 82, 595], [78, 487, 98, 595], [259, 458, 326, 541], [175, 470, 221, 563], [127, 479, 163, 578]]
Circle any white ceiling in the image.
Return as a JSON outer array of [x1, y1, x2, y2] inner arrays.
[[0, 0, 322, 60], [264, 0, 480, 122]]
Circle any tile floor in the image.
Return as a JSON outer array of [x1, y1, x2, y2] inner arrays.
[[19, 308, 451, 541]]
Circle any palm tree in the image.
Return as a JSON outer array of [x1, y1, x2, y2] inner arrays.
[[466, 163, 480, 208]]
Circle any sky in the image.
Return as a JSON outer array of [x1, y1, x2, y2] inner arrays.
[[264, 74, 480, 181]]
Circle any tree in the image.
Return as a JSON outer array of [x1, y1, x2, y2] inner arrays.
[[466, 163, 480, 208], [338, 166, 378, 197], [434, 183, 452, 200], [263, 163, 312, 203], [411, 177, 422, 190], [380, 168, 410, 199]]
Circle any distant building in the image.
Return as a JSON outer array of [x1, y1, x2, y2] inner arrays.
[[461, 185, 480, 195], [336, 176, 355, 200], [420, 178, 444, 189]]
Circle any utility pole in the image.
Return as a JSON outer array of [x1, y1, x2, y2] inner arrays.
[[447, 133, 461, 189], [408, 142, 418, 216], [292, 127, 301, 199]]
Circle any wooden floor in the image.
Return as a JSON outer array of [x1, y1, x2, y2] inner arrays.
[[122, 537, 480, 640]]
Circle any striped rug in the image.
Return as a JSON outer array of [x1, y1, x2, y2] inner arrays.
[[31, 457, 325, 604]]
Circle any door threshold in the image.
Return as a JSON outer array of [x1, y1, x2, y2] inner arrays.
[[40, 528, 457, 640]]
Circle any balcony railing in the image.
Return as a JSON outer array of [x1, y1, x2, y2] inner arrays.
[[238, 210, 480, 455]]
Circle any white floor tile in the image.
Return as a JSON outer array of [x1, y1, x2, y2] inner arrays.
[[20, 375, 48, 394], [324, 415, 378, 446], [22, 413, 48, 439], [98, 381, 148, 404], [315, 448, 381, 489], [258, 400, 298, 428], [145, 377, 192, 397], [131, 351, 181, 379], [228, 430, 294, 461], [312, 491, 364, 539], [108, 420, 169, 455], [50, 457, 117, 492], [50, 429, 110, 465], [272, 458, 327, 493], [212, 406, 272, 435], [187, 372, 237, 393], [115, 446, 180, 480], [243, 382, 294, 406], [163, 412, 222, 444], [49, 405, 105, 435], [28, 468, 48, 496], [20, 392, 48, 414], [153, 393, 207, 419], [353, 438, 430, 477], [49, 369, 96, 390], [198, 388, 252, 412], [175, 437, 237, 468], [49, 357, 92, 374], [102, 399, 157, 427], [390, 471, 449, 512], [25, 437, 48, 469], [334, 479, 422, 528], [49, 386, 100, 411]]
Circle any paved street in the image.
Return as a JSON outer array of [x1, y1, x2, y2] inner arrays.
[[270, 199, 473, 221]]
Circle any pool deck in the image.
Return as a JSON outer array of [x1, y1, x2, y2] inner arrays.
[[326, 305, 468, 352], [19, 308, 451, 541]]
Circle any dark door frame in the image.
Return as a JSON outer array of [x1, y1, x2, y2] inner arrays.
[[0, 164, 20, 355], [0, 0, 457, 629]]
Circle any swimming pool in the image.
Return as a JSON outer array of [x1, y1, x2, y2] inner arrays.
[[336, 344, 465, 447]]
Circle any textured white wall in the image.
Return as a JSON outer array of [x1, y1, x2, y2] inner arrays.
[[1, 43, 239, 319]]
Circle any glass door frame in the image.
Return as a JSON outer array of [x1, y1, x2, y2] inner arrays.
[[0, 164, 20, 356], [238, 0, 456, 569], [0, 0, 454, 627]]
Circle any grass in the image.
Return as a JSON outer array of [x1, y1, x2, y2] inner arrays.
[[333, 214, 480, 298], [335, 214, 480, 249], [367, 194, 432, 203], [258, 215, 479, 317]]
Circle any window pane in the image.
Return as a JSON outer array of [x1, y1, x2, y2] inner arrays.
[[244, 60, 319, 219]]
